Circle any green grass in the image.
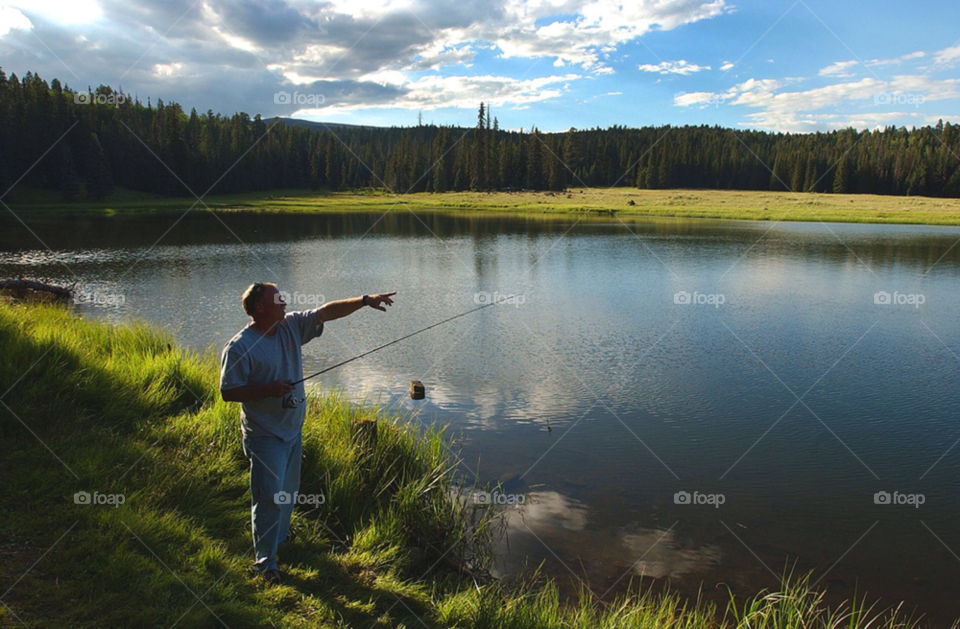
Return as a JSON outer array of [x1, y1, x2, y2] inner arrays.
[[0, 300, 942, 627], [8, 186, 960, 226]]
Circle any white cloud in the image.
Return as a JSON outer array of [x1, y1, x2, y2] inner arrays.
[[480, 0, 729, 71], [720, 61, 734, 71], [408, 44, 476, 71], [0, 6, 32, 37], [638, 59, 711, 75], [293, 72, 584, 115], [674, 91, 722, 107], [865, 51, 926, 67], [359, 69, 411, 87], [819, 60, 858, 77], [0, 0, 727, 115], [674, 70, 960, 132], [8, 0, 101, 25], [933, 44, 960, 67], [153, 63, 184, 78]]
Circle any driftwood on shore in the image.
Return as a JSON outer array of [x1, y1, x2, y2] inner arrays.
[[0, 279, 74, 301]]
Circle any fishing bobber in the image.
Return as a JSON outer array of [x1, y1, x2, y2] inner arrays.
[[410, 380, 425, 399]]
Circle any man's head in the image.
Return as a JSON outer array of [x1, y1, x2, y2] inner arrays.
[[241, 282, 286, 327]]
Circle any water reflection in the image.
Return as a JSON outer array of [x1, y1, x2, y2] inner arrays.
[[6, 212, 960, 275], [495, 491, 721, 585], [621, 529, 721, 580], [508, 491, 589, 532]]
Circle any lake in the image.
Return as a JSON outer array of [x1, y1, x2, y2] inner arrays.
[[4, 210, 960, 624]]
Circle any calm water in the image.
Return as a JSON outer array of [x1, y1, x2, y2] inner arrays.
[[4, 211, 960, 624]]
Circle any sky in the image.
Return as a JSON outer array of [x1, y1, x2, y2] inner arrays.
[[0, 0, 958, 133]]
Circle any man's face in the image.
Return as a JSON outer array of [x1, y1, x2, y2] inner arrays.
[[255, 285, 286, 324]]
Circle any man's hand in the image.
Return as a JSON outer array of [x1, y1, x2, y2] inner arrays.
[[264, 380, 295, 398], [365, 292, 396, 312]]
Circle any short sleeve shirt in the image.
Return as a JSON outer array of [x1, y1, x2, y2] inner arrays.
[[219, 310, 323, 442]]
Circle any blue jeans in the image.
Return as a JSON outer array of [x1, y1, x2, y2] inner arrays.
[[242, 434, 302, 573]]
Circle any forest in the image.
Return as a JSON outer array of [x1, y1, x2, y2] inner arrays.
[[2, 69, 959, 201]]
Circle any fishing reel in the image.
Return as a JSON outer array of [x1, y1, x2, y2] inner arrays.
[[281, 394, 305, 409]]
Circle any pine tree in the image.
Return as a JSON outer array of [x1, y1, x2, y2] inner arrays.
[[0, 145, 9, 198], [471, 103, 486, 190], [432, 129, 450, 193], [563, 128, 582, 185], [85, 134, 114, 200], [325, 138, 340, 190], [803, 157, 817, 192], [833, 156, 848, 194], [499, 140, 512, 189], [309, 150, 322, 190], [59, 145, 80, 202], [656, 144, 671, 189], [527, 129, 543, 189], [790, 160, 804, 192], [770, 156, 788, 190], [515, 129, 527, 189]]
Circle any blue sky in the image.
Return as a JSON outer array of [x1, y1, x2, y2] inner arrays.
[[1, 0, 958, 132]]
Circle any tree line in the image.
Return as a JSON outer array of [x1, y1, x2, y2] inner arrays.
[[2, 68, 959, 201]]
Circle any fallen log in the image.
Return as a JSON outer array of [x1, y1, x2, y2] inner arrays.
[[0, 279, 73, 301]]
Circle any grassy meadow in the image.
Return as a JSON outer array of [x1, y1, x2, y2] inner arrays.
[[8, 186, 960, 226], [0, 299, 942, 628]]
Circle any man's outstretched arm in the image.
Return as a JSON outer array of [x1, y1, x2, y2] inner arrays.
[[316, 292, 396, 323]]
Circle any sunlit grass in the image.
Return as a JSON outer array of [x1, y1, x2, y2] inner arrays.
[[10, 186, 960, 225]]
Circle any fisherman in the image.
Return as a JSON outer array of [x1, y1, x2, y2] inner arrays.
[[219, 282, 395, 585]]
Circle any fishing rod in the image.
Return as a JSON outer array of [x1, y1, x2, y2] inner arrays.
[[282, 295, 515, 408]]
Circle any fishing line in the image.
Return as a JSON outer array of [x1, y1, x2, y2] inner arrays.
[[281, 296, 513, 408]]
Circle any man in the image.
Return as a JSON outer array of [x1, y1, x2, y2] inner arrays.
[[219, 282, 395, 584]]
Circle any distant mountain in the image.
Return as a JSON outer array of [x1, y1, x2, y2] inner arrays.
[[269, 117, 470, 133], [267, 117, 379, 132]]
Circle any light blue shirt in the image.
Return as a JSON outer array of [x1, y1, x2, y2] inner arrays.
[[220, 310, 324, 442]]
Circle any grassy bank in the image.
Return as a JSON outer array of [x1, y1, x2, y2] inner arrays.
[[0, 301, 938, 627], [8, 187, 960, 226]]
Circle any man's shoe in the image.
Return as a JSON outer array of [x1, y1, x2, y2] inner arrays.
[[261, 569, 281, 585]]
